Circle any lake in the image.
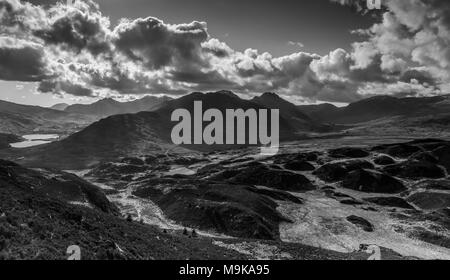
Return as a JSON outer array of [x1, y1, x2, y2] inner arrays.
[[10, 134, 60, 148]]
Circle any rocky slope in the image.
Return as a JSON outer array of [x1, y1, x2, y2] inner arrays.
[[252, 92, 329, 132], [0, 133, 22, 149], [78, 138, 450, 259], [0, 159, 397, 260]]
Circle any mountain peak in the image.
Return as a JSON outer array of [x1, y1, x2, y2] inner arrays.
[[365, 95, 397, 101], [97, 97, 119, 104], [213, 90, 240, 99], [260, 92, 280, 99], [50, 103, 69, 111]]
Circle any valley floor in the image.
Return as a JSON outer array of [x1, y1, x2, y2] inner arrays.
[[2, 136, 450, 260], [71, 136, 450, 260]]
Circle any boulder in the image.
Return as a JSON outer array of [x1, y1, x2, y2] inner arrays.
[[383, 160, 446, 179], [432, 145, 450, 173], [409, 152, 439, 164], [171, 156, 205, 165], [196, 163, 223, 175], [372, 143, 422, 158], [411, 180, 450, 191], [245, 186, 303, 204], [328, 147, 370, 159], [230, 164, 315, 192], [373, 155, 396, 166], [120, 157, 145, 166], [314, 160, 374, 182], [411, 139, 450, 152], [321, 186, 336, 191], [144, 155, 158, 164], [364, 197, 414, 209], [272, 152, 319, 164], [294, 152, 320, 162], [284, 161, 315, 171], [332, 192, 354, 199], [346, 215, 374, 232], [407, 192, 450, 211], [345, 160, 375, 170], [134, 183, 292, 240], [342, 169, 406, 193], [314, 163, 347, 182]]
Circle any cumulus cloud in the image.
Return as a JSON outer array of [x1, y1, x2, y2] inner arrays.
[[0, 37, 49, 81], [113, 18, 208, 70], [328, 0, 450, 99], [0, 0, 449, 102]]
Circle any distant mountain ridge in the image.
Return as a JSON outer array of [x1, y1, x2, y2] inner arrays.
[[50, 103, 69, 111], [298, 95, 450, 124], [5, 91, 320, 169], [64, 96, 172, 117], [5, 92, 450, 169], [0, 99, 95, 135]]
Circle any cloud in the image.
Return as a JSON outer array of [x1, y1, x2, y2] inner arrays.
[[288, 41, 304, 48], [0, 37, 49, 81], [113, 17, 208, 70], [0, 0, 449, 103], [329, 0, 450, 99], [33, 0, 111, 55]]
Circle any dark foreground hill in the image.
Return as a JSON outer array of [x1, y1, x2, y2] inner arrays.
[[1, 111, 191, 169], [0, 133, 22, 149], [0, 160, 247, 260], [0, 159, 390, 260], [252, 92, 329, 132], [50, 103, 69, 111]]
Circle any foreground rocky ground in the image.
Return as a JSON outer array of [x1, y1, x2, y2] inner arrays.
[[1, 138, 450, 259], [0, 158, 404, 260], [77, 138, 450, 259]]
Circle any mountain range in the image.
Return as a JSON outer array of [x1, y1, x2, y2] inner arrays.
[[2, 91, 450, 169], [0, 95, 173, 136], [64, 96, 172, 117], [0, 91, 324, 169], [298, 95, 450, 124], [0, 99, 96, 135], [50, 103, 70, 111]]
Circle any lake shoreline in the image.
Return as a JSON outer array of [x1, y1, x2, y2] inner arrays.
[[10, 134, 60, 148]]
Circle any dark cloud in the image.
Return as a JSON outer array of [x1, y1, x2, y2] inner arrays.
[[38, 79, 93, 96], [34, 8, 110, 55], [114, 17, 209, 70], [0, 40, 49, 81], [400, 69, 436, 86]]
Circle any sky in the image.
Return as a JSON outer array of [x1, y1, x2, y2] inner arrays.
[[0, 0, 449, 107]]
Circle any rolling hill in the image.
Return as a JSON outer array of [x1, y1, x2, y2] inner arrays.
[[50, 103, 69, 111], [64, 96, 172, 117], [0, 99, 96, 135], [298, 95, 450, 124], [0, 133, 22, 149]]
